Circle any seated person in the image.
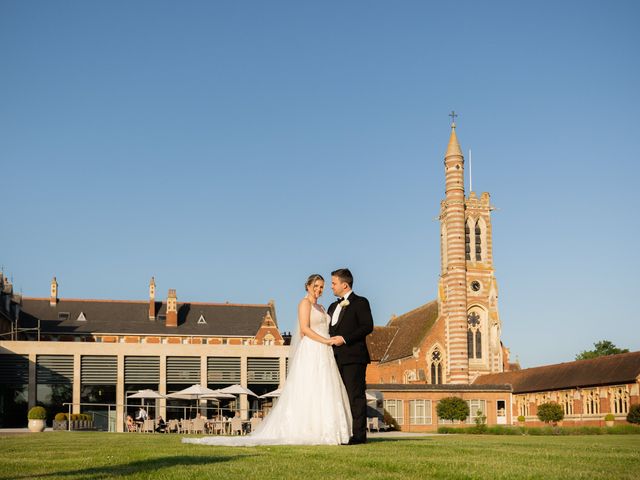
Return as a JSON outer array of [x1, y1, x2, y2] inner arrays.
[[155, 416, 166, 433], [126, 415, 136, 432]]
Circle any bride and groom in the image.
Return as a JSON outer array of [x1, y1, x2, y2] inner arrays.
[[183, 268, 374, 446]]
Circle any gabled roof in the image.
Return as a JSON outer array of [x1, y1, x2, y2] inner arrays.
[[473, 351, 640, 393], [366, 326, 398, 362], [378, 300, 439, 363], [18, 297, 277, 337]]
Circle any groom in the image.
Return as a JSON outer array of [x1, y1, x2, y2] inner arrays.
[[328, 268, 374, 445]]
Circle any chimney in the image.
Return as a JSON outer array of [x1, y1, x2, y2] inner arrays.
[[50, 277, 58, 306], [166, 289, 177, 327], [148, 277, 156, 320]]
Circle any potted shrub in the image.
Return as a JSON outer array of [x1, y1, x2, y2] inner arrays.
[[604, 413, 615, 427], [52, 413, 68, 431], [27, 406, 47, 432], [517, 415, 526, 425]]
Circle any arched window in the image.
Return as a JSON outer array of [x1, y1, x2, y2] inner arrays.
[[465, 220, 471, 261], [560, 391, 574, 415], [430, 348, 443, 384], [583, 389, 600, 415], [610, 386, 629, 414], [467, 312, 482, 359], [475, 219, 482, 261], [404, 370, 417, 384]]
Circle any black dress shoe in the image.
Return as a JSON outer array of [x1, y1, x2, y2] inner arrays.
[[347, 438, 367, 445]]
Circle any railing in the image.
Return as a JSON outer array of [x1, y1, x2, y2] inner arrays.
[[62, 402, 274, 433]]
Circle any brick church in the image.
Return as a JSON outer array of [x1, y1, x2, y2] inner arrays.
[[364, 120, 639, 430]]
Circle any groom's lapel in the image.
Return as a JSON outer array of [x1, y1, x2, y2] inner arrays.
[[335, 294, 354, 327]]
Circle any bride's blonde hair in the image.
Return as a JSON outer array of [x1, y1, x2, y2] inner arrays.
[[305, 274, 324, 291]]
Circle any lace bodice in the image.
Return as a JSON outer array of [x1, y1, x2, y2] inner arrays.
[[310, 303, 330, 337]]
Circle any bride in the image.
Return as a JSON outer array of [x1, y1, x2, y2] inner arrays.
[[182, 274, 352, 446]]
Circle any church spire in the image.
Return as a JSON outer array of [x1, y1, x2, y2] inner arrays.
[[445, 120, 463, 158]]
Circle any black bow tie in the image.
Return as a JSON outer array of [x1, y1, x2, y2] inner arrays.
[[337, 297, 344, 303]]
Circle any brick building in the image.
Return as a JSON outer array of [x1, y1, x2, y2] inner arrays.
[[0, 276, 289, 430]]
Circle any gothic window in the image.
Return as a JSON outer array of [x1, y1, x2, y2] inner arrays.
[[467, 312, 482, 359], [610, 386, 629, 415], [430, 348, 443, 384], [475, 220, 482, 261], [583, 389, 600, 415], [560, 391, 574, 415], [516, 396, 529, 417], [465, 221, 471, 260]]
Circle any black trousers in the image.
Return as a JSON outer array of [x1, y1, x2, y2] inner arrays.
[[338, 362, 367, 441]]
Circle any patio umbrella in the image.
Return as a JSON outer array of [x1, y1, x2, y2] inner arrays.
[[260, 387, 282, 399], [219, 384, 258, 397], [166, 384, 220, 400], [201, 390, 236, 400], [366, 392, 377, 401], [127, 390, 165, 419], [127, 389, 166, 400]]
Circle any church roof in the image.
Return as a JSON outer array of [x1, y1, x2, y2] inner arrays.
[[473, 351, 640, 393], [366, 326, 399, 362], [18, 297, 277, 337], [375, 300, 439, 363]]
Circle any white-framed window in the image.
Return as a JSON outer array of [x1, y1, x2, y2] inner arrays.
[[409, 399, 432, 425], [403, 370, 417, 384], [466, 399, 486, 424], [583, 389, 600, 415], [384, 399, 404, 425]]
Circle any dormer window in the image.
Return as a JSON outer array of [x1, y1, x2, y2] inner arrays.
[[197, 314, 206, 325], [58, 312, 70, 321]]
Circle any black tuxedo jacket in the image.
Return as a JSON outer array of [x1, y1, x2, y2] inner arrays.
[[328, 292, 374, 366]]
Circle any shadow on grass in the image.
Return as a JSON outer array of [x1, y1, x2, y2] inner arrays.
[[11, 454, 255, 479]]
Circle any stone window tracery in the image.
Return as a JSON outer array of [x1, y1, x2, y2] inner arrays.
[[467, 312, 482, 359], [609, 386, 629, 415], [583, 389, 600, 415], [430, 348, 443, 385]]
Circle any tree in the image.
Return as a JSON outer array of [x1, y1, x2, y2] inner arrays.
[[537, 402, 564, 425], [436, 397, 469, 423], [627, 404, 640, 425], [575, 340, 629, 360]]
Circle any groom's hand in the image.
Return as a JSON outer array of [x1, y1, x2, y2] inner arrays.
[[330, 336, 346, 346]]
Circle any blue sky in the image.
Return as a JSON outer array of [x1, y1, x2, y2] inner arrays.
[[1, 0, 639, 368]]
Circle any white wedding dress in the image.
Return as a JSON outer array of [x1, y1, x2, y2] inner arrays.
[[182, 302, 352, 446]]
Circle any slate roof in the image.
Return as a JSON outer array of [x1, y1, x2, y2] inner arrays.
[[473, 351, 640, 394], [377, 300, 439, 363], [366, 326, 398, 362], [18, 297, 277, 337]]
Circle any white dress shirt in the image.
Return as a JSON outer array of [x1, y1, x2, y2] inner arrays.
[[331, 290, 352, 326]]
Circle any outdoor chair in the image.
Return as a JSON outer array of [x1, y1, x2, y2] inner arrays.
[[230, 417, 242, 435], [180, 419, 192, 434], [250, 417, 262, 433], [367, 417, 379, 433], [192, 417, 205, 434], [166, 419, 179, 433], [142, 419, 155, 433]]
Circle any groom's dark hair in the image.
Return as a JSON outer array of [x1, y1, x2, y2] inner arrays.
[[331, 268, 353, 288]]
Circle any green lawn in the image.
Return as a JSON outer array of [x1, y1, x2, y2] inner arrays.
[[1, 432, 638, 480]]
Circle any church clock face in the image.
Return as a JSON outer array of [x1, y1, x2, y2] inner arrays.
[[470, 281, 481, 292]]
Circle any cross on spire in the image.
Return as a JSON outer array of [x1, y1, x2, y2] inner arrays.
[[449, 110, 458, 126]]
